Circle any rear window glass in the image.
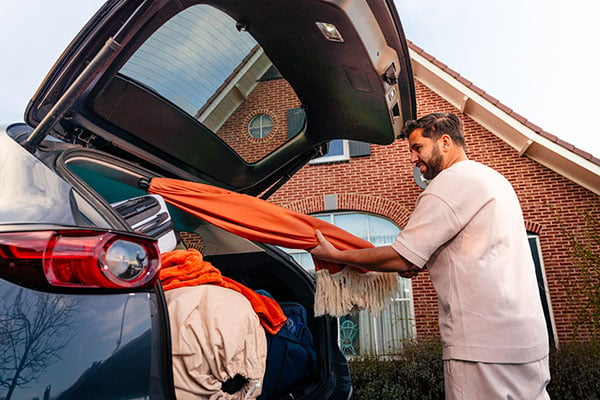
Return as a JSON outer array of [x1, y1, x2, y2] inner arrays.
[[120, 6, 257, 116], [119, 4, 302, 163]]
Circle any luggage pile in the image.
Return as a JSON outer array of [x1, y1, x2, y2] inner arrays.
[[161, 249, 317, 400]]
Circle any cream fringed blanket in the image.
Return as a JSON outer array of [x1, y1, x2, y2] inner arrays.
[[148, 177, 399, 317], [313, 264, 399, 316]]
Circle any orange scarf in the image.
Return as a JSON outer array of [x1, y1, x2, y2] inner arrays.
[[160, 249, 287, 335], [149, 177, 398, 317]]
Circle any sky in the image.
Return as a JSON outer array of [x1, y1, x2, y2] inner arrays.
[[1, 0, 598, 157]]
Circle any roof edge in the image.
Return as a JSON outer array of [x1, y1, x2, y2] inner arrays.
[[408, 41, 600, 196]]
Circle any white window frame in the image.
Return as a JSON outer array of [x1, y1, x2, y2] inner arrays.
[[309, 139, 349, 164]]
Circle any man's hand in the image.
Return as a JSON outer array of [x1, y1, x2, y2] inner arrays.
[[398, 270, 419, 279], [308, 229, 340, 263]]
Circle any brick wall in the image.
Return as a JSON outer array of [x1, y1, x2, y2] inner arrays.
[[226, 77, 600, 343]]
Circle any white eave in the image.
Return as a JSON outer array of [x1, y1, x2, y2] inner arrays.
[[194, 47, 272, 132], [409, 45, 600, 196]]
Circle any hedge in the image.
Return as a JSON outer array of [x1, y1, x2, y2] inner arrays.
[[348, 340, 600, 399]]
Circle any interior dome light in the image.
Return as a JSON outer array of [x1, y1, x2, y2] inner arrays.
[[316, 22, 344, 43]]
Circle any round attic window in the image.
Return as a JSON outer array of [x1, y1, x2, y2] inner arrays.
[[248, 114, 274, 139]]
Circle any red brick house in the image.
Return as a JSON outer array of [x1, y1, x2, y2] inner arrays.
[[204, 43, 600, 355]]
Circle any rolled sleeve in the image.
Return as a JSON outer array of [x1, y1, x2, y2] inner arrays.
[[391, 240, 427, 268], [392, 193, 461, 268]]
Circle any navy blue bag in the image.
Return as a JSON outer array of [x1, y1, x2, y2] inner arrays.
[[259, 301, 317, 399]]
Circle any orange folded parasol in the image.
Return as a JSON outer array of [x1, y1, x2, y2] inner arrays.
[[148, 177, 398, 317]]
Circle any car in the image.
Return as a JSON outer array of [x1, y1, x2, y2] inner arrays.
[[0, 0, 416, 398]]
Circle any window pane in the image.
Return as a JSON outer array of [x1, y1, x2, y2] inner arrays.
[[339, 316, 360, 356], [278, 211, 416, 357], [397, 276, 412, 300], [248, 114, 273, 138], [334, 213, 368, 240], [315, 214, 331, 223], [118, 4, 298, 163], [290, 251, 315, 271], [310, 140, 350, 164], [367, 215, 399, 246], [120, 5, 257, 116], [326, 140, 344, 157]]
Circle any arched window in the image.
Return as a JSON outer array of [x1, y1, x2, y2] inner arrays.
[[284, 211, 416, 356]]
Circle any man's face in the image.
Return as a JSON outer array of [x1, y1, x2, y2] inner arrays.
[[408, 128, 444, 180]]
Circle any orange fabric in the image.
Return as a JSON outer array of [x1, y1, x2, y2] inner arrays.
[[160, 249, 287, 335], [149, 177, 374, 275], [150, 177, 400, 317]]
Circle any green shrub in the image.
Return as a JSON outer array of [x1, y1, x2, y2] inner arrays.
[[349, 340, 444, 400], [547, 341, 600, 399], [349, 340, 600, 400]]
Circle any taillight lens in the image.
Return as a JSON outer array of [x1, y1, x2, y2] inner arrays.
[[0, 230, 160, 289]]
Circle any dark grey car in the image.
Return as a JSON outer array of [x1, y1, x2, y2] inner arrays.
[[0, 0, 415, 398]]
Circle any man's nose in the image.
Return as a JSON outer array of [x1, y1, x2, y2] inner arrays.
[[410, 152, 419, 164]]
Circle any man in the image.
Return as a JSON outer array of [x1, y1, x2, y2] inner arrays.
[[309, 112, 550, 399]]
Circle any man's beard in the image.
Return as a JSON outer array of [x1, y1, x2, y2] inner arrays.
[[422, 144, 443, 180]]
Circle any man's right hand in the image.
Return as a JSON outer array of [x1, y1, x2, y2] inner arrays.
[[308, 229, 340, 263]]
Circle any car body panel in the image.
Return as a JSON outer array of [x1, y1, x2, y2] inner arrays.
[[0, 280, 167, 400], [1, 124, 351, 398], [0, 128, 80, 226]]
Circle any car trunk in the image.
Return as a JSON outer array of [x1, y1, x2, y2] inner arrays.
[[55, 145, 350, 399]]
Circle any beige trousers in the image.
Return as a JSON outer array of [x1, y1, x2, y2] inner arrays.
[[444, 356, 551, 400]]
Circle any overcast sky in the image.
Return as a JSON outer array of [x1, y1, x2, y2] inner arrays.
[[1, 0, 598, 157]]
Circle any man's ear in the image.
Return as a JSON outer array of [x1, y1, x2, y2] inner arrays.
[[441, 134, 452, 150]]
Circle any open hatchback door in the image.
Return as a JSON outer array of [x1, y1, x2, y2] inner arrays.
[[24, 0, 416, 196]]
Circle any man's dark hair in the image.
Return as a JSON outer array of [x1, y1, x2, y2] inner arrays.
[[400, 112, 465, 148]]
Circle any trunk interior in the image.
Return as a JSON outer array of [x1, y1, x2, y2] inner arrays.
[[57, 146, 342, 399]]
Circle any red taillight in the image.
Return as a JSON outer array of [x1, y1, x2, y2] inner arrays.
[[0, 230, 160, 289]]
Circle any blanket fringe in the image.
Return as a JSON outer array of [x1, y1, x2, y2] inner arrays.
[[314, 268, 399, 317]]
